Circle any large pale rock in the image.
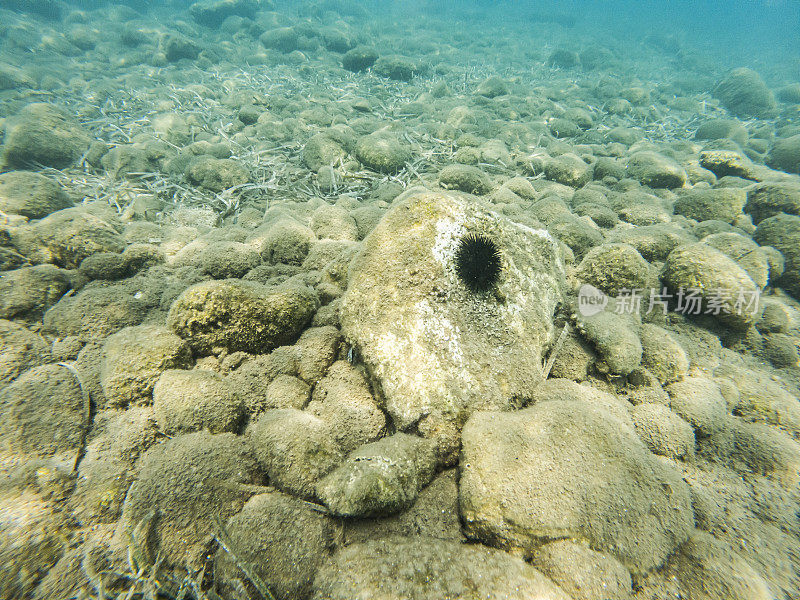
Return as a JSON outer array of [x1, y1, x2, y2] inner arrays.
[[340, 190, 565, 430], [460, 398, 693, 575]]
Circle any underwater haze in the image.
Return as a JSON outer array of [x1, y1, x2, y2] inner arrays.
[[1, 0, 800, 599]]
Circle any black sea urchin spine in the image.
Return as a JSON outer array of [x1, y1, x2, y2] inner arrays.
[[454, 233, 503, 293]]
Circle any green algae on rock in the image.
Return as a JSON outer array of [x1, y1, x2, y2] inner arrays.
[[100, 324, 193, 408], [713, 67, 777, 119], [118, 431, 264, 570], [0, 103, 91, 170], [0, 363, 87, 459], [167, 279, 318, 354], [661, 242, 761, 329], [354, 130, 412, 174], [215, 490, 337, 600], [0, 171, 72, 219]]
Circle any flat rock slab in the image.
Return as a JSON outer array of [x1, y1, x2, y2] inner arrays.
[[341, 189, 565, 429]]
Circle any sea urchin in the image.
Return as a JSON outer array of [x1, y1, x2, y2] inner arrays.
[[454, 232, 503, 293]]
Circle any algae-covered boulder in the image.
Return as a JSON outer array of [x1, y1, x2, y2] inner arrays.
[[302, 133, 348, 172], [259, 218, 316, 265], [639, 323, 689, 385], [316, 433, 436, 517], [43, 283, 151, 341], [608, 223, 695, 262], [745, 182, 800, 224], [0, 265, 72, 320], [198, 240, 261, 278], [79, 252, 128, 281], [100, 324, 193, 408], [247, 408, 345, 500], [312, 536, 573, 600], [0, 103, 91, 169], [294, 325, 342, 383], [264, 374, 310, 410], [713, 67, 777, 119], [661, 242, 760, 329], [766, 133, 800, 174], [672, 531, 774, 600], [310, 204, 359, 241], [459, 398, 694, 575], [354, 130, 411, 173], [715, 365, 800, 437], [340, 190, 565, 430], [548, 48, 579, 68], [153, 369, 243, 434], [575, 242, 651, 296], [372, 55, 417, 81], [665, 376, 728, 437], [215, 491, 336, 600], [342, 46, 378, 72], [699, 149, 757, 180], [0, 171, 72, 219], [544, 153, 593, 187], [754, 213, 800, 299], [575, 301, 642, 376], [69, 407, 158, 525], [626, 151, 686, 188], [11, 207, 125, 269], [0, 63, 35, 91], [119, 431, 264, 569], [162, 35, 200, 62], [305, 360, 385, 453], [185, 156, 250, 192], [547, 215, 603, 259], [101, 143, 163, 180], [438, 164, 492, 195], [0, 363, 86, 459], [694, 118, 749, 145], [0, 320, 50, 384], [167, 279, 318, 354], [631, 403, 695, 460], [343, 469, 462, 544], [0, 487, 72, 600], [475, 76, 510, 98], [189, 0, 259, 27], [549, 118, 581, 138], [532, 540, 633, 600], [673, 187, 746, 224], [702, 232, 771, 289], [259, 27, 300, 52]]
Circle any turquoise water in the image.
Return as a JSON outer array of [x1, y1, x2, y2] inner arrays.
[[1, 1, 800, 599]]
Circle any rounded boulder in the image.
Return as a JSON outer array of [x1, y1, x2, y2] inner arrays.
[[167, 279, 318, 354]]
